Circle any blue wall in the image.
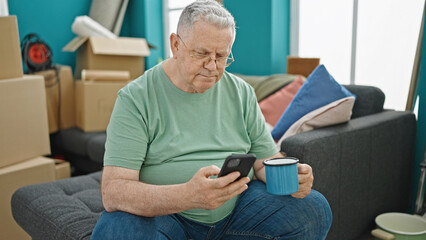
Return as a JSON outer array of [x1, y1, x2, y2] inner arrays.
[[224, 0, 290, 75], [8, 0, 90, 72], [8, 0, 163, 73], [121, 0, 164, 69], [8, 0, 289, 76]]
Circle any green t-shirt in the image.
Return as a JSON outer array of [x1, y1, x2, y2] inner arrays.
[[104, 63, 278, 224]]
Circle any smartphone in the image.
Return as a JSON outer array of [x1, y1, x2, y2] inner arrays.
[[217, 153, 257, 180]]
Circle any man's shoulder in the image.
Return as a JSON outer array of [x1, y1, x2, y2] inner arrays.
[[134, 63, 163, 84], [223, 71, 244, 82], [223, 71, 253, 87], [222, 71, 255, 95], [122, 63, 164, 94]]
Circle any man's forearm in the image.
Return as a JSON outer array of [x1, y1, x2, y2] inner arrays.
[[102, 178, 191, 217], [253, 162, 267, 183], [101, 166, 193, 217], [253, 152, 284, 183]]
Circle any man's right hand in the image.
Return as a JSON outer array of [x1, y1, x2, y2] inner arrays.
[[184, 165, 250, 210]]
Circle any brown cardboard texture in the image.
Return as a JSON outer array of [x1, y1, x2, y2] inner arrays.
[[63, 36, 150, 80], [0, 75, 51, 168], [82, 69, 130, 82], [75, 80, 128, 132], [0, 156, 55, 240], [34, 65, 76, 133], [287, 57, 320, 78], [54, 159, 71, 180], [0, 16, 23, 80]]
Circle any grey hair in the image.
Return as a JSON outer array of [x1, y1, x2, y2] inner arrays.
[[177, 0, 235, 37]]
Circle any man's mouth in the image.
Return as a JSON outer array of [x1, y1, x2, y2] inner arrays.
[[199, 74, 217, 80]]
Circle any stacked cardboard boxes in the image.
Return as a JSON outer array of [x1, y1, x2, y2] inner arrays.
[[75, 78, 128, 132], [0, 76, 51, 165], [0, 15, 69, 240], [63, 35, 150, 133], [0, 75, 56, 240], [63, 36, 150, 80], [34, 65, 76, 133], [0, 157, 56, 240]]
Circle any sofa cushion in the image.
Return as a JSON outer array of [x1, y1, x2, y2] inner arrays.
[[11, 171, 103, 240], [343, 85, 385, 118], [259, 76, 304, 126], [271, 65, 355, 141], [236, 73, 301, 101], [276, 96, 355, 146]]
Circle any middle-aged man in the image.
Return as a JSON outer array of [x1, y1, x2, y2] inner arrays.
[[91, 1, 332, 239]]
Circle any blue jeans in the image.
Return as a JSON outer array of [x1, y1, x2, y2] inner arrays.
[[92, 180, 332, 240]]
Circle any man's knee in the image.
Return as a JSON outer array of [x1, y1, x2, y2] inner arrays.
[[238, 181, 332, 239], [270, 189, 332, 239], [304, 190, 333, 239], [91, 211, 155, 240]]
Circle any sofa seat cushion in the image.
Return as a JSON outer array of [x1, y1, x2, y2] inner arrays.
[[11, 171, 103, 240]]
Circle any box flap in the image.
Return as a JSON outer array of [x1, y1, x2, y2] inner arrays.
[[89, 37, 150, 57], [62, 36, 89, 52]]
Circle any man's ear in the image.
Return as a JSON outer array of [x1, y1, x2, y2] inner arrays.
[[170, 33, 179, 59]]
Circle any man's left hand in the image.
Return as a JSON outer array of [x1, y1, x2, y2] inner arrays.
[[291, 163, 313, 198]]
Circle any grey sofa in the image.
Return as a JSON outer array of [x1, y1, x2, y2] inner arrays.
[[11, 85, 417, 240], [281, 85, 416, 239]]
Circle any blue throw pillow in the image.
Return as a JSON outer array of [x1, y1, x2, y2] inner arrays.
[[271, 64, 355, 140]]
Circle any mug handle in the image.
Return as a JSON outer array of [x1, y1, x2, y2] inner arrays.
[[371, 229, 395, 240]]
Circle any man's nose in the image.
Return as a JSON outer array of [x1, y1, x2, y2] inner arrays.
[[204, 57, 217, 70]]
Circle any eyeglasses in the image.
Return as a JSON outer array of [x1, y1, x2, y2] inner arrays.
[[177, 34, 234, 68]]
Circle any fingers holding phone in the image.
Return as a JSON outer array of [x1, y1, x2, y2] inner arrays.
[[213, 153, 256, 202], [185, 154, 256, 210]]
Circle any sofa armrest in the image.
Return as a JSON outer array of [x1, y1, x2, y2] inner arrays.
[[280, 110, 416, 240]]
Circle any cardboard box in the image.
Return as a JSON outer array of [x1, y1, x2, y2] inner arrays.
[[0, 75, 51, 168], [287, 57, 320, 78], [63, 36, 150, 80], [82, 69, 130, 82], [34, 66, 76, 133], [75, 80, 128, 132], [0, 16, 23, 80], [54, 159, 71, 180], [0, 156, 56, 240]]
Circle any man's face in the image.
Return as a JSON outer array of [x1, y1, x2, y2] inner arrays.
[[173, 21, 235, 93]]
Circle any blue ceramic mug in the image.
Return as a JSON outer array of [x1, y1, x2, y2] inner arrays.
[[263, 157, 299, 195]]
